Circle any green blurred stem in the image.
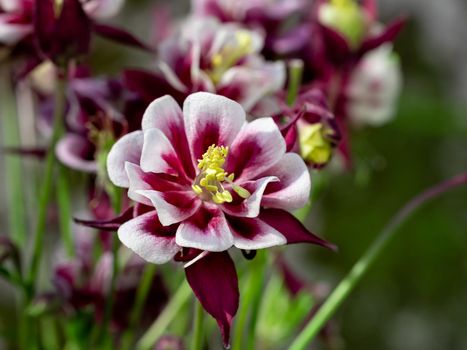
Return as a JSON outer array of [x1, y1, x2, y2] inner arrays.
[[0, 66, 27, 247], [286, 59, 304, 106], [136, 281, 192, 350], [100, 236, 120, 349], [289, 172, 467, 350], [27, 67, 67, 296], [232, 250, 268, 350], [190, 300, 205, 350], [121, 264, 158, 350], [57, 165, 75, 257]]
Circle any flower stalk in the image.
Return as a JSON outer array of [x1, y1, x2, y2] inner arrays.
[[0, 65, 27, 247], [289, 172, 467, 350], [27, 66, 68, 296], [121, 264, 158, 350], [137, 281, 192, 350], [190, 300, 205, 350]]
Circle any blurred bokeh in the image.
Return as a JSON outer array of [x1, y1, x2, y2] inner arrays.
[[1, 1, 466, 349]]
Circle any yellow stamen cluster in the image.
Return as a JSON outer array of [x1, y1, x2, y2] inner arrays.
[[192, 145, 251, 204], [209, 30, 254, 84]]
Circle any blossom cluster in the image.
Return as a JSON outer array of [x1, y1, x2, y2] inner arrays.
[[0, 0, 405, 348]]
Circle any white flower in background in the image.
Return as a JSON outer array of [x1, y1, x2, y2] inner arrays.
[[347, 44, 403, 127]]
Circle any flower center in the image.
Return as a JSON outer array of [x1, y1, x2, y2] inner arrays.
[[192, 145, 251, 204], [208, 30, 254, 84]]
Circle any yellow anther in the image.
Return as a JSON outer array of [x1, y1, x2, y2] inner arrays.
[[232, 185, 251, 199], [193, 144, 251, 203], [192, 185, 203, 195]]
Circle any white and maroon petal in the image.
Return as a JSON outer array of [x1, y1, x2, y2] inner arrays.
[[141, 128, 184, 177], [0, 16, 32, 45], [176, 204, 234, 252], [185, 251, 239, 348], [56, 133, 97, 173], [227, 216, 286, 250], [142, 95, 183, 132], [259, 208, 337, 251], [221, 176, 278, 218], [0, 0, 21, 11], [137, 189, 201, 226], [260, 153, 311, 211], [126, 162, 188, 205], [82, 0, 125, 19], [217, 60, 285, 113], [183, 92, 245, 163], [141, 95, 195, 177], [107, 130, 143, 188], [225, 117, 285, 181], [118, 210, 180, 264]]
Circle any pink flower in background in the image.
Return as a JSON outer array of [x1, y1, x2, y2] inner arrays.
[[125, 17, 285, 116], [105, 92, 334, 346]]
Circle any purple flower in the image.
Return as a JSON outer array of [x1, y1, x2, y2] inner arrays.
[[125, 17, 285, 116], [105, 92, 335, 345]]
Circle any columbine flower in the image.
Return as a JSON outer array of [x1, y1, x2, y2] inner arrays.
[[124, 17, 285, 116], [0, 0, 149, 71], [278, 87, 341, 168], [345, 44, 402, 127], [105, 92, 334, 346]]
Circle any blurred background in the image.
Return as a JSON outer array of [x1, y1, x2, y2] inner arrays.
[[1, 0, 466, 349]]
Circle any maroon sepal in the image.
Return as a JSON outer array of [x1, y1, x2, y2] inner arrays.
[[34, 0, 92, 64], [359, 16, 407, 55], [259, 208, 337, 251], [74, 206, 134, 231], [123, 69, 186, 104], [2, 146, 47, 158], [185, 252, 239, 348], [93, 23, 155, 53]]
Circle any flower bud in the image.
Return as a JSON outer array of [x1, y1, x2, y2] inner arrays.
[[318, 0, 368, 48], [154, 335, 185, 350], [298, 122, 334, 166]]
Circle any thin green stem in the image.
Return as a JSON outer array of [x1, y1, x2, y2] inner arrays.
[[57, 165, 75, 257], [101, 236, 120, 349], [27, 67, 67, 296], [121, 264, 158, 350], [136, 281, 192, 350], [286, 59, 304, 106], [0, 66, 27, 247], [190, 300, 205, 350], [289, 172, 467, 350], [232, 250, 268, 350]]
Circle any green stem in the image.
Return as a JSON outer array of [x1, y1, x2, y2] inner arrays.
[[27, 67, 67, 297], [0, 66, 27, 247], [101, 236, 120, 349], [121, 264, 158, 350], [190, 300, 205, 350], [289, 172, 467, 350], [232, 250, 268, 350], [286, 59, 304, 106], [57, 165, 75, 257], [136, 281, 192, 350]]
